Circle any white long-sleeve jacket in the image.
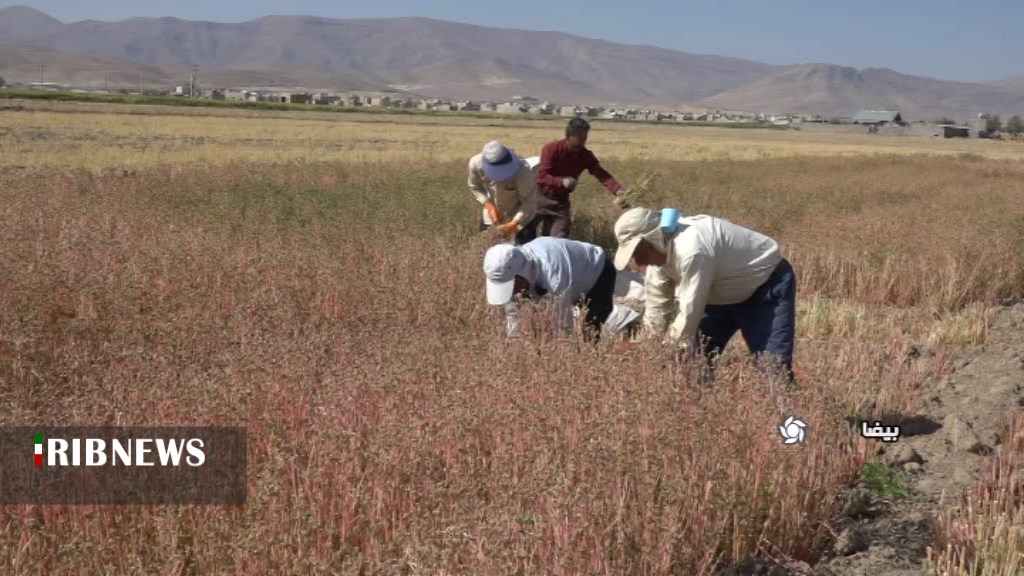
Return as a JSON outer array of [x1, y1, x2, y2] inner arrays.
[[644, 215, 781, 348], [499, 237, 607, 336], [468, 154, 539, 228]]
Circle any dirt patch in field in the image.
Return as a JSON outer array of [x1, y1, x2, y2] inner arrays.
[[813, 301, 1024, 575]]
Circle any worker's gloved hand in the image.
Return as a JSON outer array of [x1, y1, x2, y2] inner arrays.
[[562, 177, 577, 191], [484, 201, 502, 224], [496, 221, 519, 237]]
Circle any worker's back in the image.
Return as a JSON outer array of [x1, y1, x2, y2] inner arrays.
[[669, 215, 781, 305], [519, 237, 605, 296]]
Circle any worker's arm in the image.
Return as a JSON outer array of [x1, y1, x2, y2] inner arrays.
[[585, 151, 623, 195], [510, 168, 538, 227], [467, 159, 490, 205], [536, 142, 570, 190], [664, 254, 714, 350], [642, 265, 676, 338]]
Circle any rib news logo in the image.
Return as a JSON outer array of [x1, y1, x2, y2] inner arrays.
[[4, 427, 246, 505], [34, 433, 206, 467]]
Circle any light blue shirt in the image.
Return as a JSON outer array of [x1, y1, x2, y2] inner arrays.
[[508, 237, 607, 334]]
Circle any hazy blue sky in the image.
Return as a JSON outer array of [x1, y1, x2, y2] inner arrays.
[[7, 0, 1022, 82]]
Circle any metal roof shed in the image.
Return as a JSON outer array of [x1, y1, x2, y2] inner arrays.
[[852, 110, 904, 124]]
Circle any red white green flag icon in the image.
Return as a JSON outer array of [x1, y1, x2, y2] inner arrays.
[[35, 433, 43, 466]]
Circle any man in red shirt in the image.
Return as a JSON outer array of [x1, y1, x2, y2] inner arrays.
[[533, 117, 630, 238]]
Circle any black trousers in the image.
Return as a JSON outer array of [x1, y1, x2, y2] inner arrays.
[[581, 257, 617, 337], [531, 194, 572, 239]]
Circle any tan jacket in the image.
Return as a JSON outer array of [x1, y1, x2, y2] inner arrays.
[[644, 215, 781, 348], [468, 154, 539, 227]]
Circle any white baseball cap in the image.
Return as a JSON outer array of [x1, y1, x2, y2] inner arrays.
[[483, 243, 527, 305]]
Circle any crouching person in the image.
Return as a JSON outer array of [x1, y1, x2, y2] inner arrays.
[[611, 207, 796, 383], [468, 140, 539, 245], [483, 237, 617, 340]]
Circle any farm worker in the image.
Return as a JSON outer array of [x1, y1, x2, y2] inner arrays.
[[468, 140, 539, 245], [534, 117, 630, 239], [483, 237, 618, 339], [611, 207, 796, 382]]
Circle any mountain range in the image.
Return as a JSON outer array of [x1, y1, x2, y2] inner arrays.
[[2, 5, 1023, 120]]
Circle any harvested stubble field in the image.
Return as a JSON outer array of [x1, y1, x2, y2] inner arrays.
[[2, 100, 1024, 575]]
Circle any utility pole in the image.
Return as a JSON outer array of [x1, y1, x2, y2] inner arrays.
[[190, 64, 199, 99]]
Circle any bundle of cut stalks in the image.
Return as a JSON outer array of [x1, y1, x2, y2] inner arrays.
[[611, 170, 663, 215]]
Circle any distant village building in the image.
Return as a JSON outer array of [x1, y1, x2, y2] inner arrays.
[[942, 125, 970, 138], [528, 103, 555, 115], [496, 103, 527, 114], [57, 76, 841, 130], [852, 110, 906, 133], [313, 93, 341, 105]]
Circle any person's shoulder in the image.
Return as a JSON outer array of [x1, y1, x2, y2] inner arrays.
[[468, 152, 483, 167], [528, 236, 557, 248], [517, 156, 536, 173], [673, 223, 709, 257], [541, 139, 563, 153], [525, 236, 568, 255], [558, 238, 605, 257], [567, 237, 601, 252]]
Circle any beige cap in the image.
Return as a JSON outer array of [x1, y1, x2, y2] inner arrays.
[[612, 207, 661, 270]]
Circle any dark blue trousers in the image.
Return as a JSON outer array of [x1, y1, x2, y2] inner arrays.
[[695, 258, 796, 382]]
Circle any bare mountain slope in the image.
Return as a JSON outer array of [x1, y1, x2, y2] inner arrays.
[[991, 74, 1024, 95], [2, 5, 1023, 116], [0, 45, 175, 87], [700, 64, 1024, 120], [0, 5, 63, 44], [0, 45, 390, 92], [389, 57, 617, 103], [0, 5, 777, 104]]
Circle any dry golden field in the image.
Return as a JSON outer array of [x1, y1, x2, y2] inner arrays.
[[2, 100, 1024, 574], [4, 99, 1024, 171]]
